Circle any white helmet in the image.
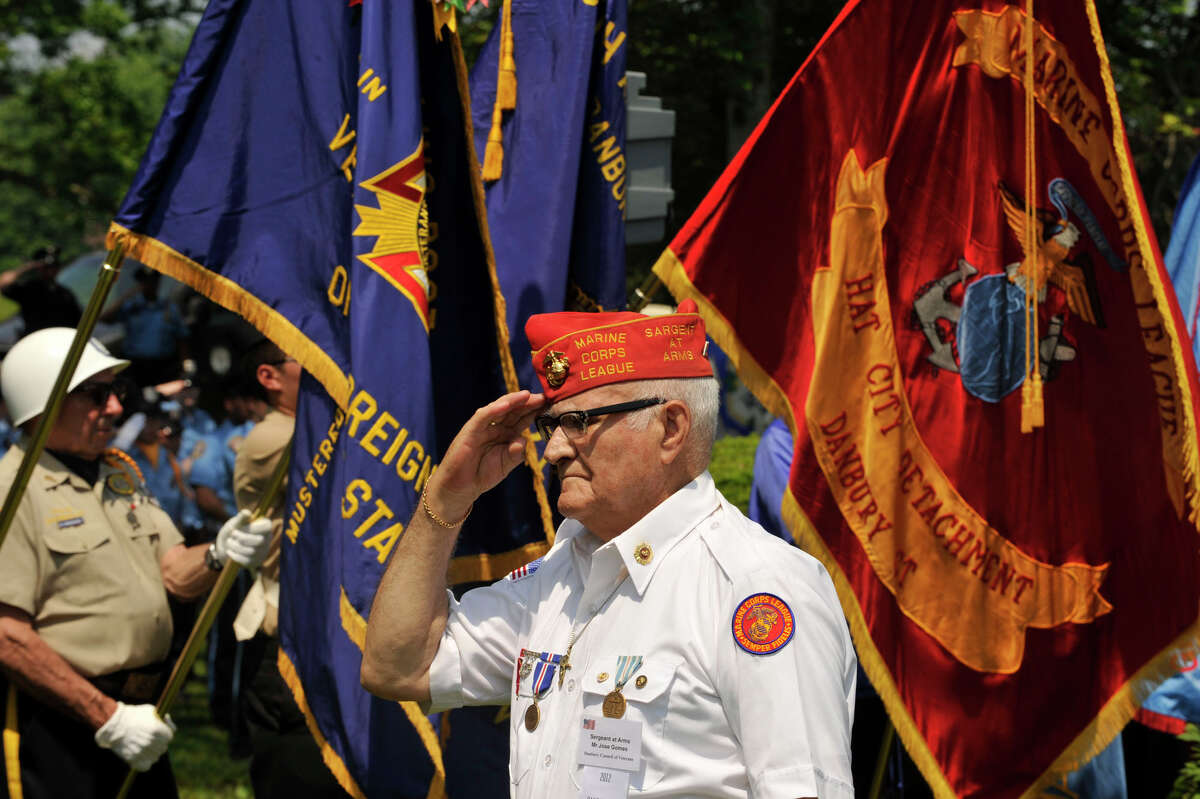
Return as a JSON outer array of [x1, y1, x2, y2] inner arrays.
[[2, 327, 130, 427]]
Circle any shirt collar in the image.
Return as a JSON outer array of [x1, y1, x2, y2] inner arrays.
[[563, 471, 720, 597], [24, 445, 95, 491]]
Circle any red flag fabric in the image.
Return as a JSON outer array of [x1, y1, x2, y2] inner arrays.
[[654, 1, 1200, 796]]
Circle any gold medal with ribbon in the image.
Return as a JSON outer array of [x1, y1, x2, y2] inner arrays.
[[601, 655, 643, 719]]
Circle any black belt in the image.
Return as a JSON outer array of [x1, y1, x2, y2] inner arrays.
[[89, 664, 168, 705]]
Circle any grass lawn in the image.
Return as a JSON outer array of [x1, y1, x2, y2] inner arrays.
[[710, 431, 760, 514], [171, 659, 251, 799]]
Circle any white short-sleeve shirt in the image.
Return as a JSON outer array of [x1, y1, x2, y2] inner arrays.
[[428, 471, 856, 799]]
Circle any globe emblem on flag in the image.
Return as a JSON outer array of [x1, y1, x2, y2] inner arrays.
[[353, 142, 434, 331], [911, 179, 1117, 403], [957, 273, 1027, 403]]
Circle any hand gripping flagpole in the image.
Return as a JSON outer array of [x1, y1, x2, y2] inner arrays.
[[116, 440, 292, 799], [0, 242, 128, 552]]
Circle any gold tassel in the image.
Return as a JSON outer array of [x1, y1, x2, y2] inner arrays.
[[1028, 372, 1044, 428], [1020, 0, 1043, 434], [482, 0, 516, 181], [482, 103, 505, 181], [496, 0, 516, 110], [1021, 372, 1044, 433]]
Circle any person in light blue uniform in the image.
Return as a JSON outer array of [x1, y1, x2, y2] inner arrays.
[[101, 269, 190, 386], [747, 418, 795, 546], [170, 389, 217, 474], [129, 409, 186, 528], [188, 379, 264, 751]]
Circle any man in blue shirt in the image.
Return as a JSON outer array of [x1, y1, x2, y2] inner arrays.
[[102, 269, 189, 386]]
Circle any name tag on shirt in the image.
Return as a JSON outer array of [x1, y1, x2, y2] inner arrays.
[[577, 716, 641, 772]]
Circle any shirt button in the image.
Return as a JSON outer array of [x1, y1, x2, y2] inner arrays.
[[543, 755, 552, 768], [566, 679, 576, 693]]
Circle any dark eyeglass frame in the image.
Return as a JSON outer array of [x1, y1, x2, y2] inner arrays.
[[535, 398, 665, 442], [71, 380, 127, 407]]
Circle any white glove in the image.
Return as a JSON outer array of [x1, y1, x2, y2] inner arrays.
[[94, 702, 176, 771], [214, 509, 273, 569]]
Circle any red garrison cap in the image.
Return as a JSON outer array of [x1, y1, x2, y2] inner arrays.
[[525, 299, 710, 401]]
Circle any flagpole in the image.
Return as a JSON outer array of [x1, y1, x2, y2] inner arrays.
[[868, 720, 896, 799], [629, 272, 662, 312], [115, 440, 292, 799], [0, 242, 127, 552]]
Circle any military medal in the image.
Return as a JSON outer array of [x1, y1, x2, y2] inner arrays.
[[519, 651, 560, 732], [524, 702, 540, 732], [516, 649, 537, 692], [601, 691, 626, 719], [601, 655, 643, 719]]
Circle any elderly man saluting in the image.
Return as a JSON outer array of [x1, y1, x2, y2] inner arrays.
[[363, 302, 856, 798], [0, 327, 272, 799]]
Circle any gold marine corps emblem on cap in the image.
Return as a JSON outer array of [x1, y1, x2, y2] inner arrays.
[[543, 350, 570, 388]]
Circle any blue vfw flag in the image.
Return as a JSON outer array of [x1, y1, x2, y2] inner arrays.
[[431, 1, 631, 788], [107, 0, 550, 794], [470, 0, 629, 393]]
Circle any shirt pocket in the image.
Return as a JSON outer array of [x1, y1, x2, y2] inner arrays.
[[124, 500, 169, 556], [43, 519, 111, 558], [575, 655, 680, 792], [42, 522, 122, 606]]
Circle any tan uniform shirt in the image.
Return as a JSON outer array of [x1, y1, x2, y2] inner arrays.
[[0, 445, 183, 677], [232, 409, 293, 639]]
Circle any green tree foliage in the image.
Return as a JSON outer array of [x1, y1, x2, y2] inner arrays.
[[628, 0, 840, 249], [1094, 0, 1200, 243], [0, 0, 197, 270]]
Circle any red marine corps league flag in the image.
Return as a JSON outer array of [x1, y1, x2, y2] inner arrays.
[[655, 1, 1200, 796]]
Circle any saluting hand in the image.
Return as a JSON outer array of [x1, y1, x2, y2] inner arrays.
[[425, 391, 546, 521]]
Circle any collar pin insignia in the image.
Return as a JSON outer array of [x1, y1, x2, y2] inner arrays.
[[634, 542, 653, 565]]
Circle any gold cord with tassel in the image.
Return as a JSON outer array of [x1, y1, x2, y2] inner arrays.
[[1020, 0, 1044, 433], [496, 0, 516, 110], [105, 447, 145, 486], [482, 0, 516, 181]]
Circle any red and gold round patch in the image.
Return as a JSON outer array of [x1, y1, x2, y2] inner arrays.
[[732, 593, 794, 655]]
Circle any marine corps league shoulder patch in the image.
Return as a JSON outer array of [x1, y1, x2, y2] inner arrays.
[[732, 593, 795, 655]]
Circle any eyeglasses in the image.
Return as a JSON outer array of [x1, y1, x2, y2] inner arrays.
[[265, 357, 297, 367], [534, 398, 664, 442], [71, 380, 127, 407]]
